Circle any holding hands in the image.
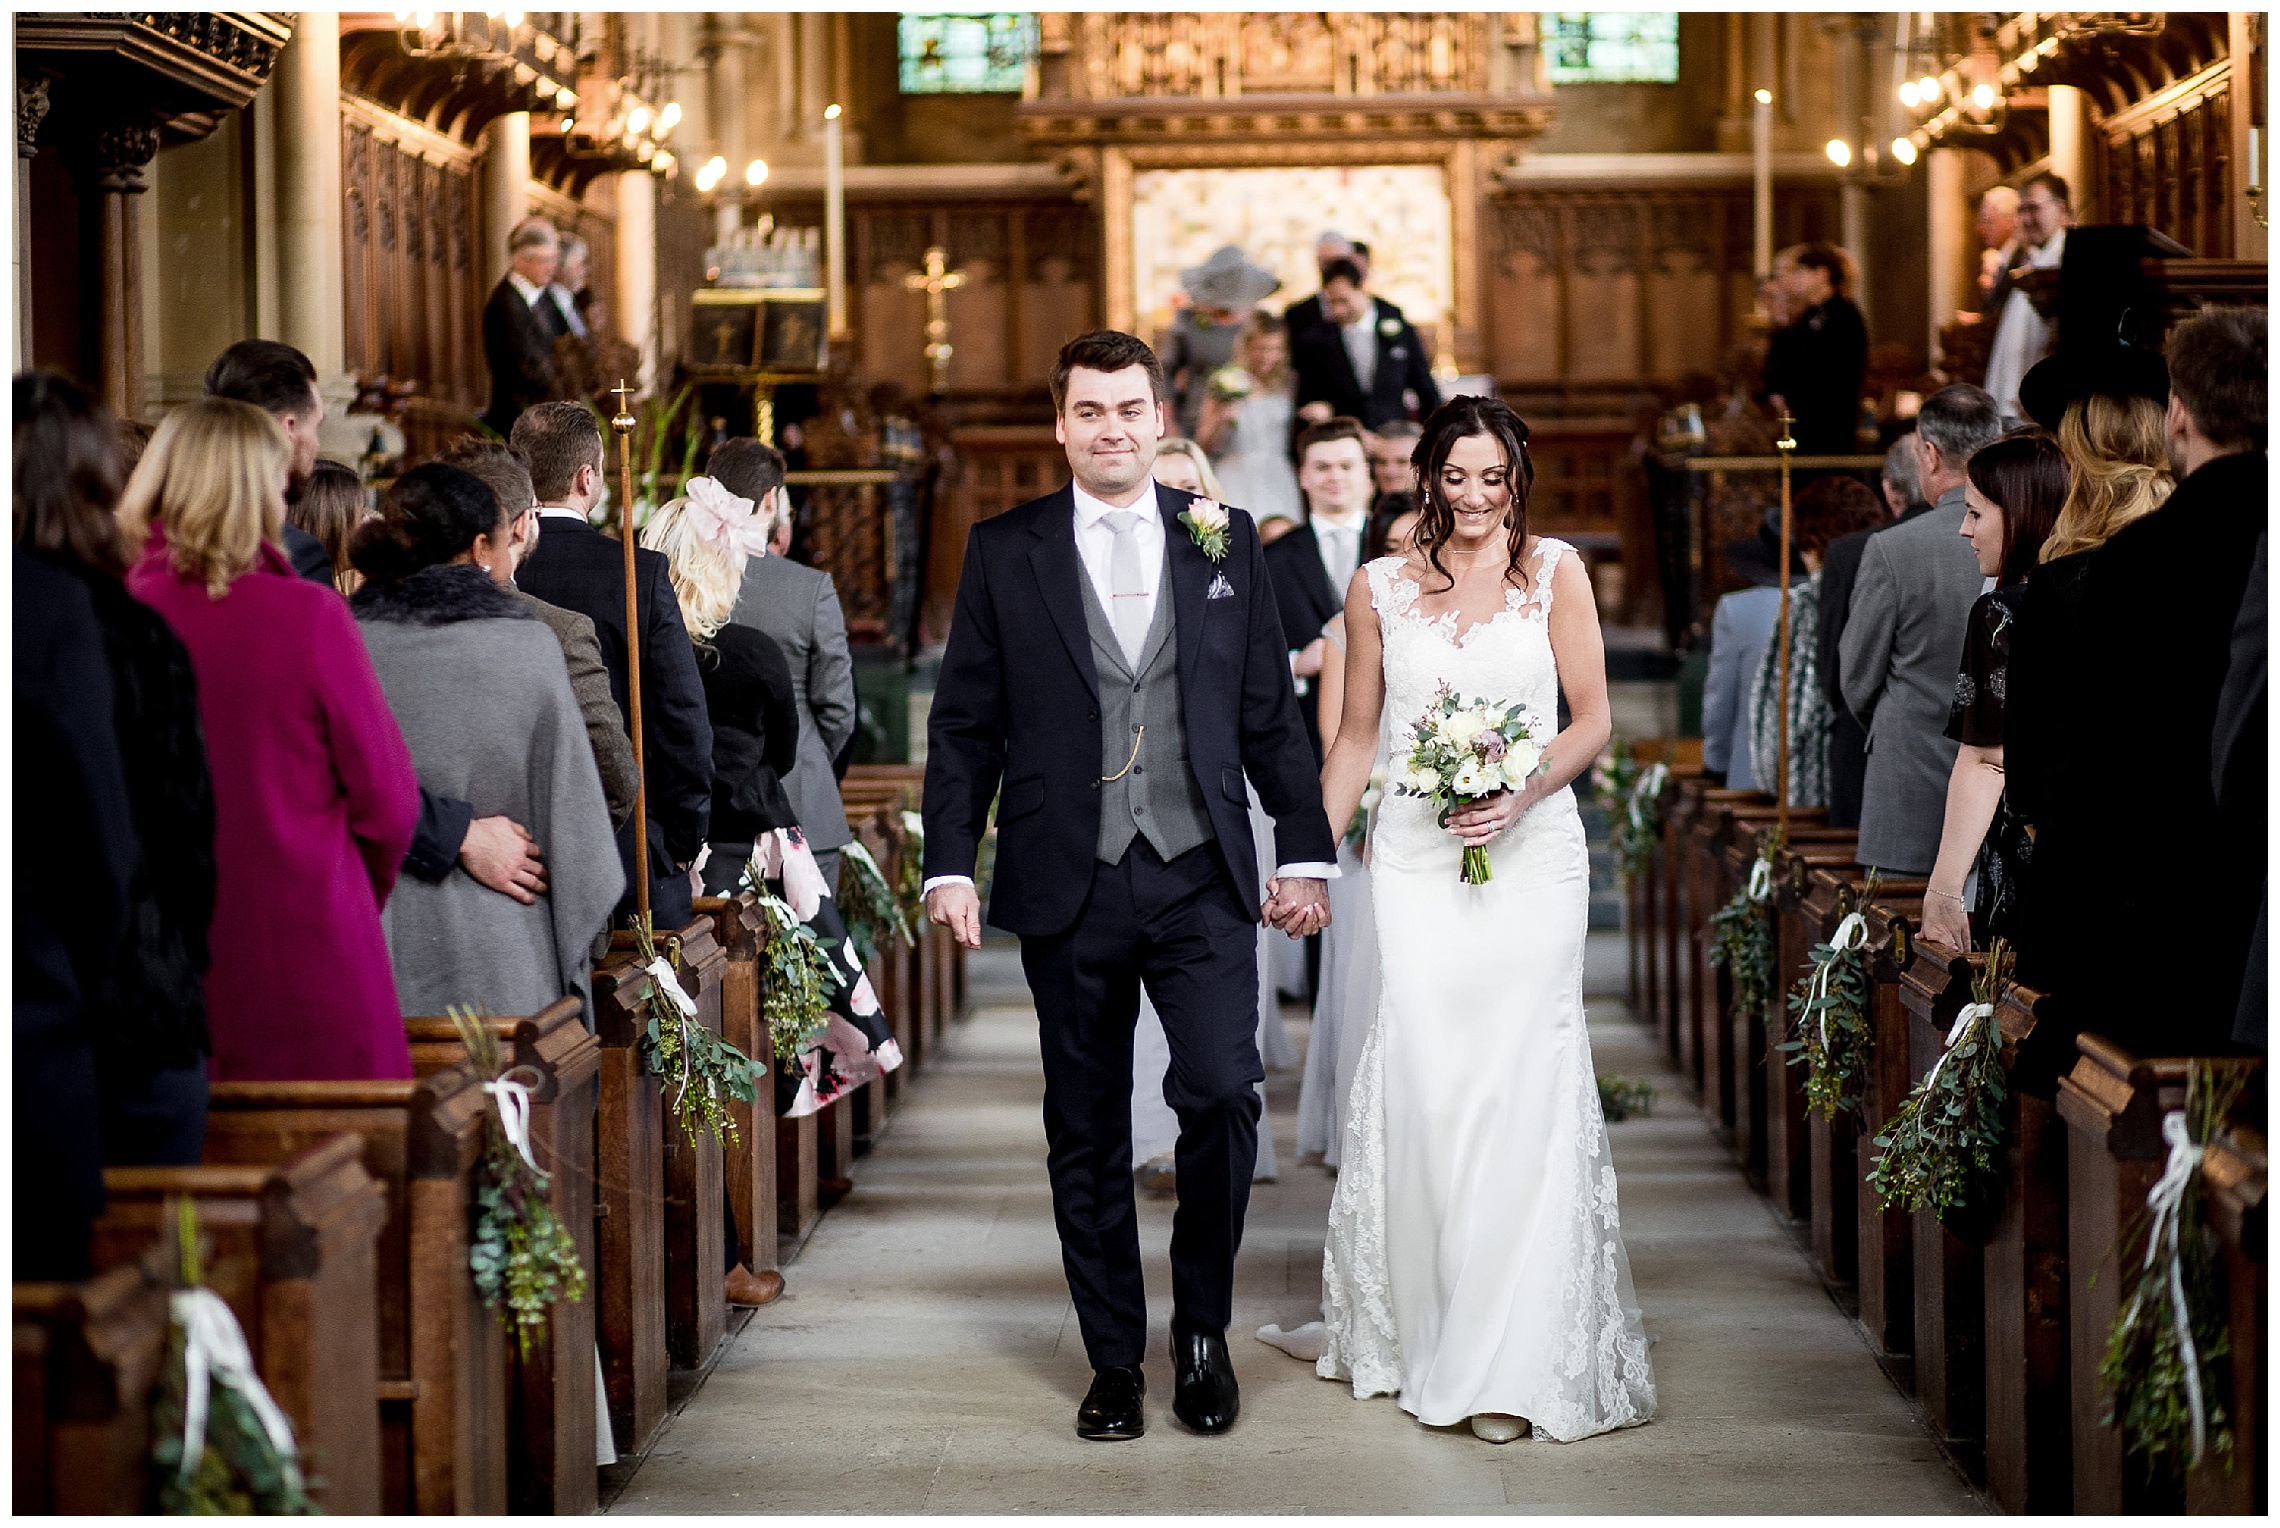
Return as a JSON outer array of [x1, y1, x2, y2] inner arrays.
[[1264, 876, 1330, 937]]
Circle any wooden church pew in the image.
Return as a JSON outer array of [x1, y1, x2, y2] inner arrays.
[[1767, 831, 1862, 1227], [2057, 1036, 2263, 1513], [1894, 933, 1985, 1476], [89, 1135, 388, 1513], [2191, 1090, 2266, 1515], [844, 763, 969, 1043], [610, 918, 731, 1372], [1680, 787, 1773, 1137], [1716, 808, 1829, 1182], [1980, 981, 2072, 1516], [203, 1065, 506, 1514], [589, 954, 670, 1456], [1854, 891, 1928, 1364], [693, 894, 780, 1281], [13, 1254, 172, 1513], [1661, 776, 1717, 1089], [404, 997, 601, 1515]]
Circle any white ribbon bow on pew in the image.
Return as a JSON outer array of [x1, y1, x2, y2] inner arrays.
[[482, 1074, 545, 1178], [1808, 911, 1868, 1050], [1746, 854, 1773, 903], [1921, 1000, 1994, 1093], [646, 958, 698, 1021], [172, 1287, 301, 1483], [2131, 1109, 2210, 1465], [1628, 762, 1668, 836]]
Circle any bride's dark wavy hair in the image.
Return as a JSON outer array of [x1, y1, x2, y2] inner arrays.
[[1409, 395, 1536, 593]]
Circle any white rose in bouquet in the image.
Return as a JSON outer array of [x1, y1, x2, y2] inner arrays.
[[1452, 759, 1491, 797]]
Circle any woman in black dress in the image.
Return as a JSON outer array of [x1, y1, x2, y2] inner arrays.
[[15, 372, 216, 1165], [1920, 431, 2069, 952]]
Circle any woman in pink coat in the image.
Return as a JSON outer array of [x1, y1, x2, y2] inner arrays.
[[122, 398, 420, 1081]]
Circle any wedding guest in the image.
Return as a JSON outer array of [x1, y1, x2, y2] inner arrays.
[[348, 463, 622, 1025], [2215, 533, 2265, 1051], [512, 401, 714, 927], [14, 545, 132, 1277], [1151, 438, 1222, 501], [1839, 384, 2004, 875], [1266, 416, 1374, 763], [1291, 257, 1440, 432], [1819, 431, 1932, 826], [121, 398, 420, 1081], [1701, 550, 1787, 791], [1199, 314, 1301, 525], [115, 416, 154, 477], [641, 485, 903, 1116], [484, 216, 567, 436], [1256, 511, 1299, 547], [289, 459, 369, 594], [1164, 246, 1279, 440], [2007, 308, 2263, 1074], [1982, 174, 2071, 418], [202, 339, 338, 585], [707, 437, 860, 890], [1918, 432, 2070, 952], [550, 234, 592, 339], [1975, 186, 2021, 317], [1745, 477, 1887, 808], [1282, 230, 1362, 345], [435, 439, 639, 831], [1762, 243, 1868, 456], [1367, 420, 1422, 510], [16, 373, 215, 1170]]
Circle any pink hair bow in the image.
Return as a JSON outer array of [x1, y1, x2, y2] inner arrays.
[[683, 475, 771, 558]]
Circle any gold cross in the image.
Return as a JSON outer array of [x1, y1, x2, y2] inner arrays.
[[903, 244, 965, 395], [1774, 409, 1796, 454], [610, 379, 637, 435]]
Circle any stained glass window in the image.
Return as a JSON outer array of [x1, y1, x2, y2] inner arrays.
[[1542, 13, 1680, 85], [898, 13, 1038, 94]]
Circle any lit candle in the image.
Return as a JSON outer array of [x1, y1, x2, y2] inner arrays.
[[1752, 88, 1773, 280], [824, 103, 846, 341]]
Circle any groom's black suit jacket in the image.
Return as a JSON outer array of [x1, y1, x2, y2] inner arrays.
[[923, 481, 1336, 938], [1262, 523, 1346, 764]]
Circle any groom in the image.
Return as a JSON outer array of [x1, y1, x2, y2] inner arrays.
[[922, 330, 1337, 1440]]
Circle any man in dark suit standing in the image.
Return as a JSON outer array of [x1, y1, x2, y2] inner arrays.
[[1817, 430, 1931, 828], [482, 216, 568, 438], [1263, 416, 1373, 763], [510, 402, 714, 929], [201, 340, 340, 586], [1281, 232, 1363, 348], [1291, 257, 1440, 434], [921, 331, 1335, 1443]]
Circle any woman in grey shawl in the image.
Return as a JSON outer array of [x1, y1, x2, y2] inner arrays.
[[350, 462, 623, 1023]]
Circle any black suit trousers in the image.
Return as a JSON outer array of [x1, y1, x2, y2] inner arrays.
[[1019, 839, 1263, 1370]]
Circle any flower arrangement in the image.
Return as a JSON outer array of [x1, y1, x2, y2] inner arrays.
[[896, 811, 928, 935], [149, 1199, 317, 1514], [1868, 938, 2013, 1215], [630, 913, 766, 1149], [1591, 741, 1669, 887], [1780, 872, 1880, 1120], [1707, 851, 1779, 1026], [1205, 364, 1255, 403], [1598, 1075, 1655, 1122], [1179, 499, 1232, 562], [1390, 683, 1543, 884], [2100, 1061, 2245, 1482], [452, 1005, 587, 1359], [753, 892, 837, 1073], [837, 840, 912, 967]]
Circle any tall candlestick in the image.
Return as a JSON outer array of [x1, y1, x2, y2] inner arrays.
[[1752, 88, 1773, 279], [824, 102, 847, 340]]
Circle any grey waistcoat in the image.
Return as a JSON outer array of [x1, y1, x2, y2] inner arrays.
[[1078, 550, 1214, 865]]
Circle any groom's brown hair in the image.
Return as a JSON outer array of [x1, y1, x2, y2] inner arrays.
[[1050, 330, 1167, 414]]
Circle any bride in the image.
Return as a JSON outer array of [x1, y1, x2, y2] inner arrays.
[[1313, 395, 1656, 1444]]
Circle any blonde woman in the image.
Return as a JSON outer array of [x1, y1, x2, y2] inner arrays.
[[642, 480, 903, 1119], [122, 397, 420, 1082], [1200, 312, 1302, 523], [1151, 436, 1223, 500]]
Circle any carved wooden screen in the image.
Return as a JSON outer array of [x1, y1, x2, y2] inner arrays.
[[2101, 73, 2235, 258], [340, 97, 487, 414]]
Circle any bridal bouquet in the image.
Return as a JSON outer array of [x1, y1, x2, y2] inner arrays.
[[1390, 684, 1542, 884]]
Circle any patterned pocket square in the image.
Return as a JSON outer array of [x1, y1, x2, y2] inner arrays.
[[1206, 573, 1235, 600]]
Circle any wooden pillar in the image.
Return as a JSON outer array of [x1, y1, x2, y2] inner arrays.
[[1926, 148, 1970, 369], [16, 74, 51, 371]]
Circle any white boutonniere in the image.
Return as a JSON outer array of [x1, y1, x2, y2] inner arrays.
[[1378, 316, 1402, 339], [1179, 498, 1231, 563]]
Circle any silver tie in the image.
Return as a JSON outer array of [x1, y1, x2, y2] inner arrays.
[[1104, 509, 1151, 666]]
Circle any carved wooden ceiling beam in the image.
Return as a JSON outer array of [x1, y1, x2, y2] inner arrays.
[[16, 11, 295, 145], [338, 13, 576, 148], [1021, 93, 1554, 151]]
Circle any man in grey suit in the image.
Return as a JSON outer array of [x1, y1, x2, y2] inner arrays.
[[1838, 385, 2004, 876], [707, 439, 860, 890]]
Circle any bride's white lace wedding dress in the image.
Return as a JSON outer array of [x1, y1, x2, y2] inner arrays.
[[1317, 540, 1657, 1441]]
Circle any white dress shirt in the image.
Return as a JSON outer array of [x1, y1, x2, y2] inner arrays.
[[1312, 508, 1366, 599], [1341, 299, 1381, 394], [923, 479, 1335, 897], [507, 270, 550, 308], [549, 281, 591, 339]]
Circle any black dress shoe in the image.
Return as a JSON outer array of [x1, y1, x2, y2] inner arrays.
[[1076, 1364, 1147, 1441], [1171, 1330, 1240, 1434]]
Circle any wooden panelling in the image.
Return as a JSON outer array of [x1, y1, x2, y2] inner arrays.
[[2102, 66, 2235, 258], [341, 98, 486, 413]]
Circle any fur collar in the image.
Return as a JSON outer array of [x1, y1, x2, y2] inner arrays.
[[352, 563, 534, 627]]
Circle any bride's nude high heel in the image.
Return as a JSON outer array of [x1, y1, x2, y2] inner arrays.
[[1469, 1414, 1530, 1444]]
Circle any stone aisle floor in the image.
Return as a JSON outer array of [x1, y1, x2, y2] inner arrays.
[[609, 934, 1985, 1515]]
